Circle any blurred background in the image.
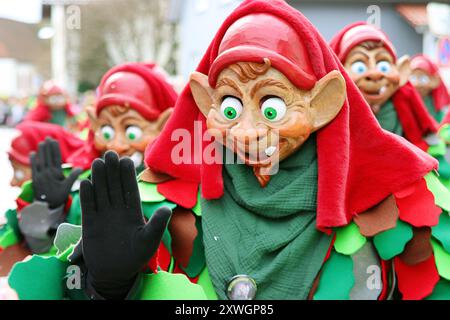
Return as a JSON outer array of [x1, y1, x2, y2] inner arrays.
[[0, 0, 449, 213]]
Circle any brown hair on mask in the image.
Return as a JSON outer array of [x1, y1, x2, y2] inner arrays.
[[227, 58, 272, 83]]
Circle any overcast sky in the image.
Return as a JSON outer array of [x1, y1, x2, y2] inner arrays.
[[0, 0, 42, 24]]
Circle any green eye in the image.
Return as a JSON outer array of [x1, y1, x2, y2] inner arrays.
[[264, 107, 278, 120], [100, 126, 115, 141], [261, 97, 286, 122], [126, 126, 143, 141], [221, 97, 242, 121]]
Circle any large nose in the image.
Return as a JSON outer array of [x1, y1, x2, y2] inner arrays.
[[10, 177, 20, 187], [107, 135, 130, 155], [230, 114, 267, 144], [365, 69, 384, 82]]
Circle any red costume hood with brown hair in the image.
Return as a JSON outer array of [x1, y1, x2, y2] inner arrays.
[[67, 62, 178, 170], [411, 54, 450, 113], [330, 22, 438, 151], [8, 121, 84, 165], [145, 0, 437, 231], [24, 81, 75, 123]]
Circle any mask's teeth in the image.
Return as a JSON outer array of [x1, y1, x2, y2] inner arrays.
[[264, 146, 277, 157], [130, 152, 143, 168]]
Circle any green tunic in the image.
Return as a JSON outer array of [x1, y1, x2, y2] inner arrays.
[[376, 100, 403, 137]]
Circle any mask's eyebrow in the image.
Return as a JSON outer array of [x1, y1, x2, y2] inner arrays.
[[375, 51, 393, 62], [347, 50, 370, 61], [216, 78, 243, 97], [250, 79, 289, 99]]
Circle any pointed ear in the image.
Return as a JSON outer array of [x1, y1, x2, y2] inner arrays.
[[309, 70, 346, 131], [397, 55, 411, 87], [430, 75, 441, 89], [155, 108, 173, 132], [189, 72, 214, 117], [86, 106, 99, 130]]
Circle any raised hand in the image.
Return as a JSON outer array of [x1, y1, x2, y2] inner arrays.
[[30, 138, 82, 209], [80, 151, 172, 299]]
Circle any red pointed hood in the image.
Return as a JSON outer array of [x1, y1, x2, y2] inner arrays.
[[24, 80, 75, 122], [67, 63, 178, 170], [411, 54, 450, 112], [145, 0, 437, 230], [8, 121, 84, 166], [329, 22, 397, 62], [331, 22, 438, 151]]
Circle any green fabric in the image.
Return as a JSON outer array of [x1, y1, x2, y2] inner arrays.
[[138, 271, 207, 300], [423, 95, 445, 123], [334, 222, 367, 255], [431, 239, 450, 280], [139, 181, 166, 202], [0, 209, 21, 248], [66, 192, 82, 225], [428, 142, 447, 158], [313, 251, 355, 300], [440, 124, 450, 143], [426, 279, 450, 300], [425, 172, 450, 211], [373, 220, 413, 260], [54, 223, 82, 255], [202, 135, 332, 299], [50, 110, 68, 126], [180, 216, 205, 278], [376, 100, 403, 136], [197, 268, 218, 300], [437, 155, 450, 180], [432, 213, 450, 253], [192, 191, 202, 216], [8, 255, 69, 300], [0, 225, 19, 249], [19, 180, 34, 203]]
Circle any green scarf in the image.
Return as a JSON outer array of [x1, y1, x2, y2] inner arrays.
[[201, 135, 332, 300], [50, 110, 68, 126], [423, 95, 444, 123], [376, 100, 403, 136]]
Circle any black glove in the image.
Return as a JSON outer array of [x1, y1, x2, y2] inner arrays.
[[31, 138, 82, 209], [79, 151, 172, 300]]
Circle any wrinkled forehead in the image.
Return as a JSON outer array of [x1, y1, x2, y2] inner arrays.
[[346, 45, 394, 62], [216, 64, 294, 89], [98, 105, 148, 122]]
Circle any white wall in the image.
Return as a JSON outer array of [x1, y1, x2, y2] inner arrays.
[[0, 59, 17, 97], [178, 0, 242, 80]]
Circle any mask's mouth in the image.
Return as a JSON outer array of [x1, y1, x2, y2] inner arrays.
[[129, 152, 143, 168], [362, 85, 388, 99]]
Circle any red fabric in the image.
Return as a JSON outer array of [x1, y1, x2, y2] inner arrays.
[[209, 13, 317, 90], [394, 178, 441, 227], [24, 101, 75, 123], [145, 0, 437, 231], [411, 55, 450, 113], [67, 63, 178, 170], [66, 130, 100, 170], [330, 22, 438, 151], [15, 198, 29, 212], [24, 81, 74, 123], [378, 260, 390, 300], [392, 82, 439, 151], [329, 22, 397, 62], [394, 254, 440, 300], [8, 121, 84, 166], [96, 63, 178, 121], [157, 179, 199, 209]]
